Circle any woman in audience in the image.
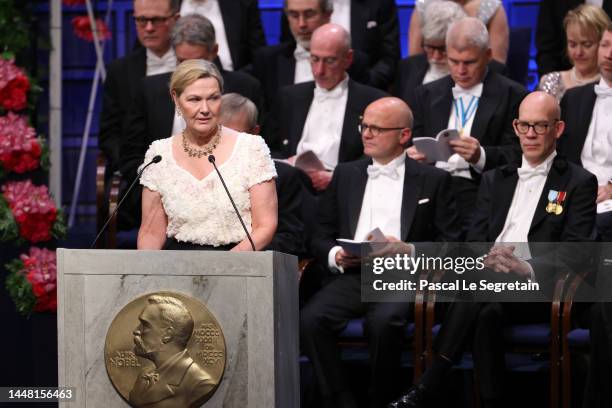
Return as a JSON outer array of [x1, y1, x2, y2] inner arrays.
[[137, 59, 278, 250], [408, 0, 509, 64], [538, 4, 610, 100]]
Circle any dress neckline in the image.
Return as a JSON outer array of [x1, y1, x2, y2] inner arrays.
[[168, 129, 242, 182]]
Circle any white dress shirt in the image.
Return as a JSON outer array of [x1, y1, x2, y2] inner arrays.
[[297, 76, 349, 170], [146, 48, 176, 76], [436, 82, 486, 179], [180, 0, 234, 71], [331, 0, 351, 33], [328, 153, 406, 272], [294, 44, 313, 83], [581, 79, 612, 213], [496, 151, 557, 264]]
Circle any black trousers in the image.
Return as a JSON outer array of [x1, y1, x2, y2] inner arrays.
[[435, 301, 549, 402], [300, 273, 413, 407]]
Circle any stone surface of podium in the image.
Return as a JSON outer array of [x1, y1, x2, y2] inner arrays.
[[57, 249, 299, 407]]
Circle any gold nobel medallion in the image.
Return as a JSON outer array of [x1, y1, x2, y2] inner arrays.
[[546, 203, 556, 214], [105, 291, 226, 408], [555, 204, 563, 215]]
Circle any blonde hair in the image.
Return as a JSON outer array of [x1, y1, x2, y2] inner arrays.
[[169, 59, 224, 97], [564, 4, 611, 42]]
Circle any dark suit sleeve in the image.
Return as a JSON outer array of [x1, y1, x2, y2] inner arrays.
[[481, 84, 526, 170], [466, 171, 494, 242], [119, 79, 149, 184], [261, 87, 286, 155], [409, 85, 426, 139], [99, 60, 124, 170], [310, 167, 343, 265], [267, 163, 305, 255], [433, 171, 464, 242], [561, 172, 598, 242], [245, 0, 267, 56], [367, 0, 400, 90]]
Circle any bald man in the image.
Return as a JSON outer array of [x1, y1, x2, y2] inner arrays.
[[408, 17, 527, 234], [391, 92, 597, 408], [264, 23, 386, 192], [302, 97, 461, 408]]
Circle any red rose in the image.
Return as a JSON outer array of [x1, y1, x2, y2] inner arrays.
[[71, 16, 111, 42], [0, 74, 30, 111]]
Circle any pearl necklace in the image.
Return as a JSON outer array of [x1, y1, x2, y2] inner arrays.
[[182, 125, 222, 158]]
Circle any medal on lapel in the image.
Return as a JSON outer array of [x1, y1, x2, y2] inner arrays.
[[546, 190, 566, 215]]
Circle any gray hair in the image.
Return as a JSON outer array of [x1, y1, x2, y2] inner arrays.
[[171, 14, 216, 51], [220, 93, 259, 130], [147, 295, 194, 348], [446, 17, 490, 52], [422, 1, 467, 42], [284, 0, 333, 14]]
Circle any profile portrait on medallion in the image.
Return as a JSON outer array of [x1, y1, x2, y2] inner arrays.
[[105, 291, 226, 408]]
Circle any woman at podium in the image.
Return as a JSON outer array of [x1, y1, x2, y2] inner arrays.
[[137, 59, 278, 251]]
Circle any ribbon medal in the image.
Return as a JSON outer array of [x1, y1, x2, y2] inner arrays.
[[546, 190, 566, 215]]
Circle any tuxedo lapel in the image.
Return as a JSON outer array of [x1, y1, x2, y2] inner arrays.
[[288, 83, 315, 154], [218, 0, 239, 68], [339, 80, 362, 162], [154, 73, 174, 141], [347, 160, 370, 239], [490, 165, 519, 239], [400, 158, 421, 241], [529, 157, 569, 233], [128, 47, 146, 92], [278, 44, 296, 90], [573, 84, 597, 157], [471, 72, 502, 140], [431, 78, 454, 135]]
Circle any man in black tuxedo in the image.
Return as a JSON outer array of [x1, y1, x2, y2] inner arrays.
[[179, 0, 266, 71], [118, 14, 263, 230], [301, 97, 462, 408], [251, 0, 370, 111], [536, 0, 612, 77], [99, 0, 179, 172], [279, 0, 399, 90], [394, 1, 507, 105], [265, 23, 387, 192], [390, 91, 598, 408], [559, 25, 612, 240], [218, 92, 305, 257], [408, 17, 526, 232]]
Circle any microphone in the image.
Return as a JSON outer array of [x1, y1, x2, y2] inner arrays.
[[90, 155, 162, 249], [208, 155, 256, 251]]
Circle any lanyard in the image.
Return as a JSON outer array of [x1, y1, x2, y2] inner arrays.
[[453, 95, 479, 134]]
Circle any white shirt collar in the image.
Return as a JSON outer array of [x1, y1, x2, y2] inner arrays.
[[372, 152, 407, 169], [146, 48, 176, 76], [313, 75, 350, 100], [520, 150, 557, 173]]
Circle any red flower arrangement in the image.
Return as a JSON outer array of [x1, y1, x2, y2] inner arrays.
[[71, 16, 111, 42], [5, 247, 57, 315], [0, 112, 41, 174], [0, 58, 30, 111], [1, 180, 65, 243], [63, 0, 86, 6]]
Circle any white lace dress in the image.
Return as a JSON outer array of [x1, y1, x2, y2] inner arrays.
[[140, 132, 277, 246]]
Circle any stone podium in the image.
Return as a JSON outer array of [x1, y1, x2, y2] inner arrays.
[[56, 249, 299, 407]]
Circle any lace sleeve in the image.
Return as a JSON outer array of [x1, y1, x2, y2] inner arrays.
[[139, 141, 163, 192], [245, 135, 277, 188], [537, 72, 565, 101], [478, 0, 502, 24]]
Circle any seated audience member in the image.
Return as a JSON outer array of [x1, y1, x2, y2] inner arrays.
[[137, 60, 277, 251], [390, 91, 598, 408], [538, 5, 610, 101], [179, 0, 266, 70], [265, 23, 387, 192], [408, 17, 526, 232], [409, 0, 509, 64], [302, 97, 462, 408], [536, 0, 611, 77], [118, 14, 263, 230], [99, 0, 179, 173], [219, 93, 305, 256], [394, 1, 508, 104], [251, 0, 369, 111], [559, 23, 612, 241]]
